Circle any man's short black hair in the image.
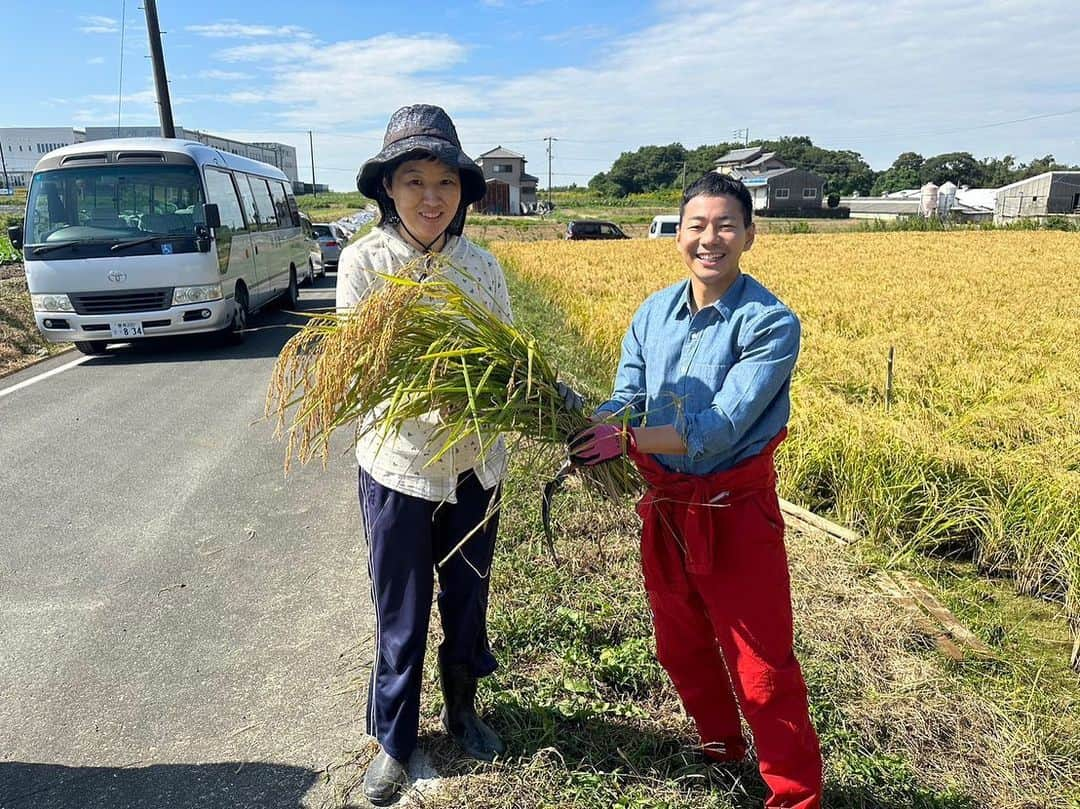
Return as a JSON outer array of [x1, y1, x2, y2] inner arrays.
[[680, 173, 753, 228]]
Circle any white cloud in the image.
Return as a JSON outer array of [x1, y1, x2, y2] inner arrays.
[[79, 15, 119, 34], [87, 57, 106, 65], [87, 89, 161, 107], [183, 0, 1079, 188], [198, 69, 255, 81], [211, 33, 475, 130], [186, 22, 314, 39]]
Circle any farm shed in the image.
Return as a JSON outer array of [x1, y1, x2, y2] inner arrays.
[[479, 179, 512, 215], [994, 171, 1080, 224]]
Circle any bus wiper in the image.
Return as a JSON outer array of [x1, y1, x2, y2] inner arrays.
[[110, 234, 169, 253], [32, 242, 78, 256]]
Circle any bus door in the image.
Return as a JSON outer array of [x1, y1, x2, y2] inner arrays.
[[232, 172, 276, 308], [241, 175, 286, 303], [203, 167, 259, 306]]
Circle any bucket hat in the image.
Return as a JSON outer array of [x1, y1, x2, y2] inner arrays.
[[357, 104, 486, 207]]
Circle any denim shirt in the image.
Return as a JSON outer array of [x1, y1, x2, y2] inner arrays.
[[595, 273, 800, 475]]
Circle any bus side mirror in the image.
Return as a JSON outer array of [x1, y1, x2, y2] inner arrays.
[[203, 203, 221, 230], [7, 224, 23, 250]]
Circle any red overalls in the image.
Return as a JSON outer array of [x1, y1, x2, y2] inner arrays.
[[631, 429, 823, 809]]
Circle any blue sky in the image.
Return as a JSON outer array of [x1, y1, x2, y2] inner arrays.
[[3, 0, 1079, 190]]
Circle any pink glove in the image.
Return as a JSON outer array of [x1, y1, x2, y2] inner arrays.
[[568, 424, 637, 466]]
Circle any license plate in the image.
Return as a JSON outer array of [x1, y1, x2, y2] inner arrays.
[[110, 321, 144, 338]]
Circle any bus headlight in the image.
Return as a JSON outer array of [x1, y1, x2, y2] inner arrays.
[[31, 294, 75, 313], [172, 283, 223, 306]]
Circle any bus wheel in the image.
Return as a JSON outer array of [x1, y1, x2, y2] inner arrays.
[[282, 268, 299, 310], [224, 287, 248, 345], [74, 341, 109, 356]]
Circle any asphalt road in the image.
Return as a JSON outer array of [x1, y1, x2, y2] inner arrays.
[[0, 275, 371, 809]]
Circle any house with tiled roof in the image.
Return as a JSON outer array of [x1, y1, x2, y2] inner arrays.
[[475, 146, 539, 215], [714, 147, 825, 214]]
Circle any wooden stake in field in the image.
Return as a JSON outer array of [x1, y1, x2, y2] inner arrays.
[[885, 345, 895, 410]]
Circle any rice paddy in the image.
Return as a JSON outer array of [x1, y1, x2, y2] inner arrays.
[[491, 231, 1080, 644]]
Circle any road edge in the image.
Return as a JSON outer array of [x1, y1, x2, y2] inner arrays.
[[0, 345, 75, 381]]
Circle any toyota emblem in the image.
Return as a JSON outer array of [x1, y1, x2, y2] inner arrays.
[[107, 270, 127, 283]]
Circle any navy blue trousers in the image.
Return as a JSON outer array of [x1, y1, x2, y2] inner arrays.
[[358, 466, 500, 761]]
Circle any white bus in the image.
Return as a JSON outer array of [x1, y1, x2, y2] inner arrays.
[[8, 137, 312, 355]]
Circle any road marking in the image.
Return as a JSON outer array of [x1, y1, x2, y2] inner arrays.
[[0, 355, 91, 400]]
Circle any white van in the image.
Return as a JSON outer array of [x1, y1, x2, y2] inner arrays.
[[647, 214, 680, 239], [8, 137, 309, 355]]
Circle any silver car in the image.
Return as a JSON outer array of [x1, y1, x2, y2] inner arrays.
[[311, 223, 346, 275]]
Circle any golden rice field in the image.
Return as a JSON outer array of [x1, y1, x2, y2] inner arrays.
[[491, 231, 1080, 634]]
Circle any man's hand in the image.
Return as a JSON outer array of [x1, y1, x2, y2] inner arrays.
[[568, 423, 637, 466]]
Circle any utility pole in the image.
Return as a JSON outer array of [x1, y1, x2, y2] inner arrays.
[[732, 128, 750, 146], [680, 162, 688, 193], [544, 136, 558, 208], [0, 141, 10, 191], [309, 131, 317, 198], [143, 0, 175, 138], [117, 0, 126, 135]]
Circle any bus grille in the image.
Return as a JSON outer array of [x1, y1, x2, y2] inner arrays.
[[70, 288, 174, 315]]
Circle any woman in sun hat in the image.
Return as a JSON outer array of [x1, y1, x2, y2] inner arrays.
[[336, 104, 583, 806]]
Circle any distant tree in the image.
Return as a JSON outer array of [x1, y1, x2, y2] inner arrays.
[[587, 171, 622, 197], [683, 142, 743, 185], [919, 152, 986, 187], [753, 136, 875, 196], [602, 143, 688, 196], [979, 154, 1018, 187], [871, 152, 924, 195], [1019, 153, 1074, 176]]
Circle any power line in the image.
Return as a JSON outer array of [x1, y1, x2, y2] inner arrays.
[[843, 107, 1080, 143]]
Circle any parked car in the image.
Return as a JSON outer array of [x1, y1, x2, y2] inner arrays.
[[648, 214, 680, 239], [564, 220, 629, 240], [298, 214, 319, 284], [310, 222, 346, 275]]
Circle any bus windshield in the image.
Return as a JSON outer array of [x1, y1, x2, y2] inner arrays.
[[25, 164, 206, 248]]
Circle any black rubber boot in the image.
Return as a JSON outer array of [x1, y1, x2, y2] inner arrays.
[[362, 747, 408, 806], [439, 661, 506, 761]]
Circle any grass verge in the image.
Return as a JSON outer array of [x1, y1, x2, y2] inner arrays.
[[0, 272, 69, 376]]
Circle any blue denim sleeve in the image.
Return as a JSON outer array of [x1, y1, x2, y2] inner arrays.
[[594, 311, 648, 425], [679, 308, 801, 460]]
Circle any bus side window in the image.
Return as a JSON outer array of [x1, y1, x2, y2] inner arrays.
[[204, 168, 247, 273], [270, 181, 293, 229], [234, 173, 260, 232], [284, 185, 301, 227], [247, 176, 278, 231]]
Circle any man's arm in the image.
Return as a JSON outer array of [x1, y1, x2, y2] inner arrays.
[[594, 313, 648, 423]]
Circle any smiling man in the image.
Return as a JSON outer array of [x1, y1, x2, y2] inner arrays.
[[569, 172, 824, 809]]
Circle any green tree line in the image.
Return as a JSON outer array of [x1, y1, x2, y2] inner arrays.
[[586, 136, 1079, 198]]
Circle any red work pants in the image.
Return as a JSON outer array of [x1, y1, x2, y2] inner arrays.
[[634, 444, 823, 809]]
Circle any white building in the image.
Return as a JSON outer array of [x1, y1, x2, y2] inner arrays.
[[0, 126, 298, 189], [83, 126, 299, 183], [0, 127, 84, 187]]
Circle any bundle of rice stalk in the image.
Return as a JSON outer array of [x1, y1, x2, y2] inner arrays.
[[265, 260, 641, 551]]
